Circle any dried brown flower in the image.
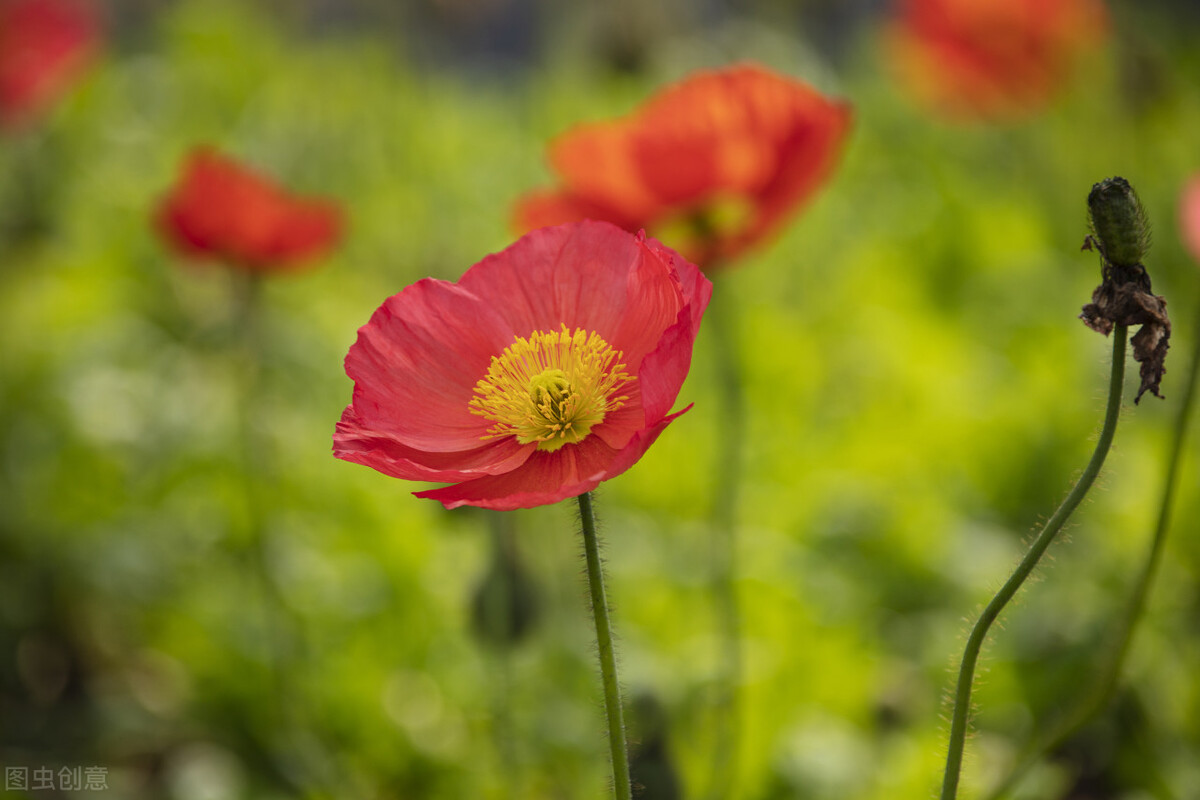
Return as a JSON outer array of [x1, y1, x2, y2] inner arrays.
[[1080, 178, 1170, 403]]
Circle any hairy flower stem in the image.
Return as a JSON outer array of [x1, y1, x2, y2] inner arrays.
[[987, 290, 1200, 799], [940, 324, 1127, 800], [577, 492, 632, 800], [704, 280, 745, 800]]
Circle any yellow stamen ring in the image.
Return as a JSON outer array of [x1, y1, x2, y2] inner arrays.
[[470, 326, 633, 452]]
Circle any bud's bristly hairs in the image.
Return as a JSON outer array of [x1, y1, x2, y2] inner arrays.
[[939, 177, 1167, 800]]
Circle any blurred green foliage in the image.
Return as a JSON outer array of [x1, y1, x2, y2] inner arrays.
[[2, 1, 1199, 798]]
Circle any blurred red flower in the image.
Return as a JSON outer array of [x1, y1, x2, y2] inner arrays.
[[1181, 175, 1200, 264], [0, 0, 98, 129], [334, 220, 711, 511], [155, 147, 342, 273], [514, 64, 851, 269], [885, 0, 1108, 121]]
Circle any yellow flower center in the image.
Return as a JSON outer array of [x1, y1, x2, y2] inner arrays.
[[470, 326, 634, 452], [656, 195, 755, 245]]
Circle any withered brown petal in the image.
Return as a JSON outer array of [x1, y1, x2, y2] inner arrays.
[[1079, 278, 1170, 403]]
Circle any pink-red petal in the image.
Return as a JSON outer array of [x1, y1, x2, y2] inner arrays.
[[333, 405, 532, 482], [459, 221, 687, 369], [635, 243, 712, 423], [415, 406, 690, 510], [342, 277, 519, 452]]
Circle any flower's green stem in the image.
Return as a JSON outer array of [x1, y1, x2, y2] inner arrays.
[[986, 290, 1200, 799], [941, 324, 1128, 800], [577, 492, 632, 800]]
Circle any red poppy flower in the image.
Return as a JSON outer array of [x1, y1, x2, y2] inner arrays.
[[1180, 175, 1200, 265], [155, 147, 342, 273], [514, 64, 851, 270], [333, 220, 712, 511], [885, 0, 1108, 121], [0, 0, 98, 129]]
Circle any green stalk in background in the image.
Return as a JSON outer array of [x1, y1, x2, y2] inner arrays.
[[470, 510, 540, 799], [231, 272, 331, 794], [577, 492, 633, 800], [231, 271, 288, 701], [703, 280, 746, 800]]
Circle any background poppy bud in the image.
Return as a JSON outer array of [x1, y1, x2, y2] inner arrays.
[[627, 692, 682, 800], [468, 529, 541, 649], [1088, 176, 1150, 268]]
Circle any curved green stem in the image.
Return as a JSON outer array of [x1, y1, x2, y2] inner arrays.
[[577, 492, 632, 800], [987, 290, 1200, 799], [940, 324, 1127, 800]]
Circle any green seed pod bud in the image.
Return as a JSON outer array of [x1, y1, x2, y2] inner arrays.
[[1087, 176, 1151, 267], [469, 537, 540, 649]]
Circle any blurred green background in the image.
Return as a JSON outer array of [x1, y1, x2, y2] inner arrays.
[[2, 1, 1199, 798]]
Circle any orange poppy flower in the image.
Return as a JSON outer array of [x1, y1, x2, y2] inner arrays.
[[885, 0, 1108, 121], [0, 0, 98, 130], [155, 147, 342, 273], [514, 64, 851, 269]]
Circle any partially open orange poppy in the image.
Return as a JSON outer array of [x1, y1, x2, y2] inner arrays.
[[885, 0, 1108, 121], [155, 147, 342, 273], [515, 64, 851, 270], [0, 0, 98, 129]]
